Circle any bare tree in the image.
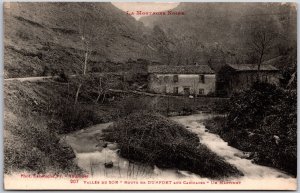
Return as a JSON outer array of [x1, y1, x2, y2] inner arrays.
[[94, 75, 109, 104], [78, 73, 109, 104], [248, 25, 277, 77], [74, 11, 91, 105], [74, 3, 110, 104]]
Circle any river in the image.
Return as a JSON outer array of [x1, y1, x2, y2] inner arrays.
[[64, 113, 297, 190]]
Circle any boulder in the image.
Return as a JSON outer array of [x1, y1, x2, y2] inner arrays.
[[107, 143, 118, 150], [104, 161, 113, 168]]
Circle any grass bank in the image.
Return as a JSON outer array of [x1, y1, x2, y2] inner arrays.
[[4, 81, 81, 173]]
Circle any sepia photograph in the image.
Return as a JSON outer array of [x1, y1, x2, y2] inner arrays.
[[3, 1, 297, 190]]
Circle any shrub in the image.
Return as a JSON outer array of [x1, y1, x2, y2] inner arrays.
[[118, 97, 154, 117], [57, 70, 69, 82], [57, 102, 101, 133], [205, 82, 297, 176], [102, 111, 243, 179], [203, 116, 227, 134], [227, 82, 285, 130], [212, 100, 230, 114]]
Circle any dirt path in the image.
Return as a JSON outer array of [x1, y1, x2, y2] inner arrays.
[[4, 76, 56, 82]]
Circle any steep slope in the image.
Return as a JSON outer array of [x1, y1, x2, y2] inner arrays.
[[140, 2, 297, 70], [4, 2, 157, 78]]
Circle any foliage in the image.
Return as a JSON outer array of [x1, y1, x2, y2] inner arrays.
[[56, 101, 102, 134], [116, 95, 215, 117], [117, 97, 154, 117], [57, 70, 69, 82], [203, 116, 227, 134], [102, 111, 243, 179], [68, 73, 125, 104], [211, 99, 230, 114], [205, 82, 297, 176]]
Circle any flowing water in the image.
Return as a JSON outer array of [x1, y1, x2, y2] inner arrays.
[[64, 113, 297, 189], [172, 113, 297, 189]]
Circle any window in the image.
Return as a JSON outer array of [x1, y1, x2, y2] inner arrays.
[[183, 87, 190, 95], [163, 86, 167, 93], [163, 76, 169, 82], [173, 75, 179, 82], [264, 75, 268, 82], [158, 76, 163, 83], [199, 75, 205, 83], [199, 89, 204, 95], [173, 87, 178, 94], [247, 75, 252, 85]]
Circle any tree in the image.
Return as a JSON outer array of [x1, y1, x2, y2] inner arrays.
[[93, 75, 109, 104], [74, 3, 109, 104], [248, 24, 278, 77], [76, 73, 109, 104]]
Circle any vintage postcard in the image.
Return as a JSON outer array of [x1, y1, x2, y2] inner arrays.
[[3, 1, 297, 190]]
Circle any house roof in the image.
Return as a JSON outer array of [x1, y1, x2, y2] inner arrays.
[[227, 64, 279, 72], [148, 65, 215, 74]]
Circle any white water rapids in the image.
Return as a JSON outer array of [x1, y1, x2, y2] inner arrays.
[[64, 113, 297, 190]]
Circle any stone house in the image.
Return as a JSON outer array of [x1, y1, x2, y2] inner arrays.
[[148, 65, 216, 96], [216, 64, 280, 96]]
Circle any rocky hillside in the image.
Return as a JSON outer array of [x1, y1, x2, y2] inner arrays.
[[140, 3, 297, 70], [4, 2, 158, 78]]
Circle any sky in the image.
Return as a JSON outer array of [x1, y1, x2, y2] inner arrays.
[[112, 2, 180, 20]]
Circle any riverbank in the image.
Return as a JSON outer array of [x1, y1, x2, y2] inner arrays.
[[62, 113, 296, 190]]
